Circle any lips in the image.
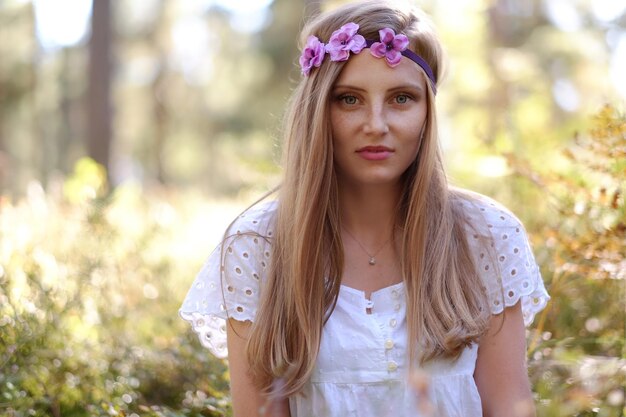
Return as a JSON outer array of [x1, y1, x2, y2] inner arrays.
[[356, 146, 394, 161]]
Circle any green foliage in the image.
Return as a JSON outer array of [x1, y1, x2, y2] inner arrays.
[[0, 159, 231, 416], [509, 105, 625, 417]]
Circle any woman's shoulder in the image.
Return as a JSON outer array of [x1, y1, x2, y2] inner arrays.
[[226, 199, 278, 238], [179, 199, 278, 358], [451, 189, 526, 236], [452, 189, 531, 262], [452, 189, 550, 324]]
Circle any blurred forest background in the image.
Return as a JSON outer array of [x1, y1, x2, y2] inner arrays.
[[0, 0, 624, 416]]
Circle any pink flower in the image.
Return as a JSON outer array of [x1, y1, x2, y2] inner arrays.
[[299, 35, 326, 76], [325, 22, 366, 62], [369, 28, 410, 67]]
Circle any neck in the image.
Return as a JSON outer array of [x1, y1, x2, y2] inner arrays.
[[338, 182, 402, 242]]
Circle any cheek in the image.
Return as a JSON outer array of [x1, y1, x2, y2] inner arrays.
[[330, 114, 353, 147], [403, 118, 427, 157], [405, 138, 422, 161], [411, 108, 428, 141], [399, 118, 425, 145]]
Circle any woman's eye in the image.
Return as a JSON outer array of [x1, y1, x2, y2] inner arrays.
[[340, 95, 358, 105], [395, 94, 411, 104]]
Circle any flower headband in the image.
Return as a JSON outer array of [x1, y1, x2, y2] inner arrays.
[[299, 22, 437, 94]]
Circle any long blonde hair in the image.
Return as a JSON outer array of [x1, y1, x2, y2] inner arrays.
[[245, 0, 490, 397]]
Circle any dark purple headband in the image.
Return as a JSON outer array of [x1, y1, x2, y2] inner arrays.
[[299, 22, 438, 94], [364, 39, 437, 94]]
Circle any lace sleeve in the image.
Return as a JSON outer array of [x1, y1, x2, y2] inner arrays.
[[465, 197, 550, 326], [179, 202, 275, 358]]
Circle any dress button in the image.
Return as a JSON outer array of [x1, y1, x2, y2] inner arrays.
[[391, 289, 399, 299], [394, 303, 401, 311], [387, 361, 398, 372], [389, 318, 397, 328], [384, 339, 394, 350]]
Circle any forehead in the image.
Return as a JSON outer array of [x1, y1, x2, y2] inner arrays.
[[333, 52, 427, 90]]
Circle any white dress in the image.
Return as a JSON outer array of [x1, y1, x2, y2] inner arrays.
[[179, 195, 550, 417]]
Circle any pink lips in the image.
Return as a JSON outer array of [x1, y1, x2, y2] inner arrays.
[[356, 146, 394, 161]]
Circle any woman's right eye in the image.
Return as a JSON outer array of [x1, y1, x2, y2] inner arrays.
[[339, 95, 358, 105]]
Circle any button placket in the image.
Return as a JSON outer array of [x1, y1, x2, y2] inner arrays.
[[379, 287, 402, 374]]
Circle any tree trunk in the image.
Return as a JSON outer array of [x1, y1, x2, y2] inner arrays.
[[149, 0, 168, 185], [88, 0, 112, 178]]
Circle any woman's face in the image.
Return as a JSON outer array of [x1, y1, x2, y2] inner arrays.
[[330, 51, 428, 190]]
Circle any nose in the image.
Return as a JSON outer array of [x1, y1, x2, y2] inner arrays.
[[363, 102, 389, 135]]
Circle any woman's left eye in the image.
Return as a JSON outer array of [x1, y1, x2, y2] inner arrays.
[[394, 94, 411, 104]]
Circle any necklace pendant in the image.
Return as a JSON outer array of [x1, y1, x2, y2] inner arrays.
[[368, 257, 376, 265]]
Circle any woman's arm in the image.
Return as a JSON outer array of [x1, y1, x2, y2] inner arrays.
[[474, 302, 536, 417], [227, 319, 291, 417]]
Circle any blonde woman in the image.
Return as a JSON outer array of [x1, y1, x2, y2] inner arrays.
[[180, 1, 549, 416]]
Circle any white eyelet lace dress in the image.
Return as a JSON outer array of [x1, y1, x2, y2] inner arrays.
[[179, 195, 550, 417]]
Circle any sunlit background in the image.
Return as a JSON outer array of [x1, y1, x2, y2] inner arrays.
[[0, 0, 624, 416], [0, 0, 624, 195]]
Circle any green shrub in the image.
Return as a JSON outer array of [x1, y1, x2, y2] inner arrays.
[[509, 105, 625, 417], [0, 159, 231, 416]]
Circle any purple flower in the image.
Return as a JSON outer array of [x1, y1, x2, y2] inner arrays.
[[325, 22, 366, 62], [369, 28, 410, 67], [299, 35, 326, 76]]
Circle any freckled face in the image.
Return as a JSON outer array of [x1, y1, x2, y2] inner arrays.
[[330, 52, 428, 189]]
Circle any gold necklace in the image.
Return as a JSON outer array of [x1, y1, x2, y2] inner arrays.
[[343, 228, 392, 266]]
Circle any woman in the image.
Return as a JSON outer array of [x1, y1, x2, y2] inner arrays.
[[180, 1, 549, 416]]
